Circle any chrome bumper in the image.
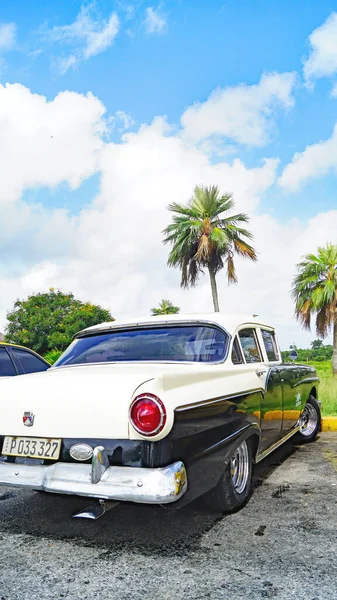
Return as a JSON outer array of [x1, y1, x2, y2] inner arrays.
[[0, 459, 187, 504]]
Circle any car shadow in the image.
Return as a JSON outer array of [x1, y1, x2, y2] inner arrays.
[[0, 440, 300, 555]]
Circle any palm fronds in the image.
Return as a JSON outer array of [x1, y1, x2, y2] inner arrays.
[[163, 184, 257, 310], [292, 243, 337, 337]]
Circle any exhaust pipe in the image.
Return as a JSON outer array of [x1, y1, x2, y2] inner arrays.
[[73, 499, 120, 520]]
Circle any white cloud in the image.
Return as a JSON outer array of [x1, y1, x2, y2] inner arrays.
[[58, 54, 78, 74], [0, 22, 16, 52], [181, 72, 296, 147], [143, 7, 166, 34], [0, 82, 106, 203], [113, 110, 135, 130], [0, 80, 332, 349], [279, 123, 337, 191], [303, 12, 337, 82], [49, 5, 119, 71]]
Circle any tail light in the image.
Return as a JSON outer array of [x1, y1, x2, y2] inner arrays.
[[130, 394, 166, 436]]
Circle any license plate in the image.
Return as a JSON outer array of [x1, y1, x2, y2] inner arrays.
[[2, 436, 61, 460]]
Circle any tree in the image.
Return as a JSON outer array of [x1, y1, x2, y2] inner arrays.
[[311, 339, 324, 350], [151, 299, 180, 316], [163, 185, 257, 312], [291, 243, 337, 374], [5, 289, 114, 355]]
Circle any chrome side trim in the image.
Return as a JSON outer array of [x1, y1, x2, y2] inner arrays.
[[255, 425, 300, 463], [193, 424, 258, 459], [175, 388, 264, 412], [0, 460, 188, 504]]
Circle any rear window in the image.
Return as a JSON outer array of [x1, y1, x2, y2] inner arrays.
[[54, 325, 229, 366]]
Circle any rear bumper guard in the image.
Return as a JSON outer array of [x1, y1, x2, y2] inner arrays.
[[0, 453, 187, 504]]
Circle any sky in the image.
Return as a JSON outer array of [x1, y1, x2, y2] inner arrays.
[[1, 0, 337, 349]]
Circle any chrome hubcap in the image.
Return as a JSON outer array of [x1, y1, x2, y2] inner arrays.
[[300, 403, 318, 437], [230, 440, 249, 494]]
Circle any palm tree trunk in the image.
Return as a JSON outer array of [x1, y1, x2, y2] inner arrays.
[[208, 267, 220, 312], [332, 318, 337, 375]]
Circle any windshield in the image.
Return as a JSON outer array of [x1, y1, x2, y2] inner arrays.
[[54, 325, 228, 366]]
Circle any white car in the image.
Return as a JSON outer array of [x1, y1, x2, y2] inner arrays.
[[0, 314, 320, 518]]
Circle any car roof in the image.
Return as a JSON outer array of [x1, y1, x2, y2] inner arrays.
[[76, 313, 275, 338], [0, 341, 32, 350]]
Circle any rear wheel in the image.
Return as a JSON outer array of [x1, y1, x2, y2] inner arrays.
[[297, 396, 321, 443], [203, 439, 252, 513]]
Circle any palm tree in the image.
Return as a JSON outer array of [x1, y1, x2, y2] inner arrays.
[[163, 185, 257, 312], [151, 299, 180, 316], [291, 243, 337, 374]]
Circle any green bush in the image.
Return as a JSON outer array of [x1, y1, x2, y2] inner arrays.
[[44, 349, 63, 365], [6, 289, 114, 355]]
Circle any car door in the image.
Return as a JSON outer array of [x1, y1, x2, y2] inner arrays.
[[0, 347, 18, 377], [238, 327, 283, 453], [9, 348, 49, 375], [257, 328, 283, 452], [278, 365, 302, 434]]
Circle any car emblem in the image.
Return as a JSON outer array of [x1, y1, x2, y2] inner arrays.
[[23, 411, 35, 427], [70, 444, 94, 461]]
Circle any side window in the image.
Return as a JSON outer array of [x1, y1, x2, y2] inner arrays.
[[261, 329, 279, 361], [0, 348, 17, 376], [11, 349, 49, 375], [238, 328, 262, 364], [231, 337, 243, 364]]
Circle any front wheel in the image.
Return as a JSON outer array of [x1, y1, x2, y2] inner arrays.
[[203, 439, 252, 513], [297, 396, 321, 443]]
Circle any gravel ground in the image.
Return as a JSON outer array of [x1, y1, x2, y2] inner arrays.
[[0, 433, 336, 600]]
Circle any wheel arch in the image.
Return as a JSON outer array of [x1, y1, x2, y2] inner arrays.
[[246, 432, 260, 462], [309, 386, 317, 399]]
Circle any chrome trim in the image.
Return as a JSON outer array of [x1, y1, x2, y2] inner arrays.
[[193, 424, 256, 460], [91, 446, 110, 484], [175, 388, 264, 412], [0, 460, 188, 504], [255, 426, 300, 463], [299, 403, 318, 437], [129, 394, 166, 436], [230, 440, 250, 494]]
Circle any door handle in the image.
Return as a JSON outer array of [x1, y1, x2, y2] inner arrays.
[[256, 369, 267, 377]]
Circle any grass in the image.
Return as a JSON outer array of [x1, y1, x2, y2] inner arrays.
[[307, 361, 337, 416]]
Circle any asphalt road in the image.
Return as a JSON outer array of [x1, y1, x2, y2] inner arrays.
[[0, 433, 336, 600]]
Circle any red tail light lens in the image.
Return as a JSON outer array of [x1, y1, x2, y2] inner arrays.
[[130, 394, 166, 436]]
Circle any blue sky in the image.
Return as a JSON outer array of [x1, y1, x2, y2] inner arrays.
[[2, 0, 336, 217], [1, 0, 337, 347]]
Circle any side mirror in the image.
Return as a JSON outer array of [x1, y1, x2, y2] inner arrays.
[[289, 349, 298, 362]]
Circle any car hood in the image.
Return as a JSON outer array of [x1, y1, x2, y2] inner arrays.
[[0, 363, 166, 439]]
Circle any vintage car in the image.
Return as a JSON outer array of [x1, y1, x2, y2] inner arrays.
[[0, 314, 320, 518], [0, 342, 50, 377]]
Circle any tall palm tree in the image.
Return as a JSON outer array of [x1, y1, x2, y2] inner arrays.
[[151, 299, 180, 316], [292, 243, 337, 374], [163, 185, 257, 312]]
